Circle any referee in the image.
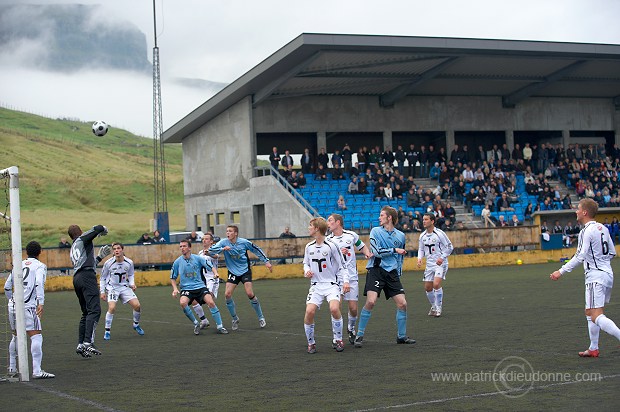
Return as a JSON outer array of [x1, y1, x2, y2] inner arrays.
[[354, 206, 416, 347], [68, 224, 110, 358]]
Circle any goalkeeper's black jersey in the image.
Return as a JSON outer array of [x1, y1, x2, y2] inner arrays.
[[70, 225, 105, 275]]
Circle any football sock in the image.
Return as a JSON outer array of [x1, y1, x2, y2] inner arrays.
[[192, 303, 206, 320], [90, 321, 98, 344], [250, 296, 264, 319], [357, 308, 372, 337], [586, 316, 600, 350], [9, 336, 17, 370], [595, 314, 620, 340], [210, 307, 224, 329], [331, 316, 343, 341], [30, 334, 43, 376], [211, 282, 219, 298], [396, 309, 407, 339], [426, 290, 435, 306], [304, 323, 315, 345], [183, 306, 198, 324], [132, 309, 141, 326], [348, 314, 357, 332], [226, 299, 238, 319], [105, 312, 114, 330], [435, 287, 443, 308]]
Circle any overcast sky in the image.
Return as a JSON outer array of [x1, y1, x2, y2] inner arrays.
[[1, 0, 619, 136]]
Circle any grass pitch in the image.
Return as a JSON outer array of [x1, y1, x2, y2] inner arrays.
[[1, 261, 618, 411]]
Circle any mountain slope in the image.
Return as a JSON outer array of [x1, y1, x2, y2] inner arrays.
[[0, 4, 150, 72], [0, 107, 186, 247]]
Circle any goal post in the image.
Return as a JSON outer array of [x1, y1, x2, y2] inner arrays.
[[1, 166, 29, 382]]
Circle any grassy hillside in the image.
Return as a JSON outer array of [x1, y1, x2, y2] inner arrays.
[[0, 107, 186, 247]]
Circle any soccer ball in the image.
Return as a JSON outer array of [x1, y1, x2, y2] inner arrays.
[[517, 259, 523, 265], [92, 121, 109, 136]]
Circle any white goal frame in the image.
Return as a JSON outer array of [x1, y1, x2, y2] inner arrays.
[[1, 166, 29, 381]]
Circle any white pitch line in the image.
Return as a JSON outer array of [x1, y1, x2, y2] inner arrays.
[[351, 374, 620, 411], [23, 382, 124, 412]]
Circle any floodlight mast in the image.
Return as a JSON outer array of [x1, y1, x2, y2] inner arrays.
[[152, 0, 169, 240]]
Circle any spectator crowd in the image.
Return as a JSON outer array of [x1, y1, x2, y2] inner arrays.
[[269, 140, 620, 234]]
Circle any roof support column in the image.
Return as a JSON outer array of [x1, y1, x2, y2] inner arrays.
[[317, 131, 327, 154], [445, 129, 455, 157], [383, 130, 393, 151], [562, 129, 571, 151], [505, 129, 514, 152], [614, 110, 620, 147]]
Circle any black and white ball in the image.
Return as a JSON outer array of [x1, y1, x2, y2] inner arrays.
[[92, 121, 109, 136]]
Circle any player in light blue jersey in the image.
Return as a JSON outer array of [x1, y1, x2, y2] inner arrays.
[[170, 240, 228, 335], [354, 206, 415, 347], [209, 225, 273, 331]]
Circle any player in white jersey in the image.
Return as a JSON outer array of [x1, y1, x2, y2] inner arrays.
[[3, 241, 54, 379], [193, 233, 222, 329], [550, 198, 620, 357], [303, 217, 348, 354], [100, 243, 144, 340], [327, 214, 372, 344], [417, 213, 454, 317]]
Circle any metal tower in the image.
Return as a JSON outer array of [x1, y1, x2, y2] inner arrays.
[[152, 0, 169, 240]]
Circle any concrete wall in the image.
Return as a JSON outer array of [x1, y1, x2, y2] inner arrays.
[[181, 95, 313, 238], [182, 96, 255, 231], [253, 95, 615, 133], [184, 175, 313, 239], [182, 96, 255, 198]]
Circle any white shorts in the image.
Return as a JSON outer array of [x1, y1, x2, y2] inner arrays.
[[585, 282, 612, 309], [106, 286, 138, 304], [343, 280, 359, 302], [206, 277, 219, 298], [423, 265, 448, 282], [306, 283, 341, 308], [8, 304, 41, 331]]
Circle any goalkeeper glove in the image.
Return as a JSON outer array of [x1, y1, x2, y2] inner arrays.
[[96, 244, 112, 264], [94, 225, 108, 237]]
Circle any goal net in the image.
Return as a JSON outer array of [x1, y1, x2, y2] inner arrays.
[[0, 166, 29, 382]]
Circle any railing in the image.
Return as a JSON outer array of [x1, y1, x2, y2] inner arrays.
[[254, 165, 320, 217]]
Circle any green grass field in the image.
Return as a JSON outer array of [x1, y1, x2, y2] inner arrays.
[[1, 262, 618, 411]]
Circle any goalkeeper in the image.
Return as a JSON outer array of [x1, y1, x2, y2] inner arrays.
[[67, 224, 111, 358]]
